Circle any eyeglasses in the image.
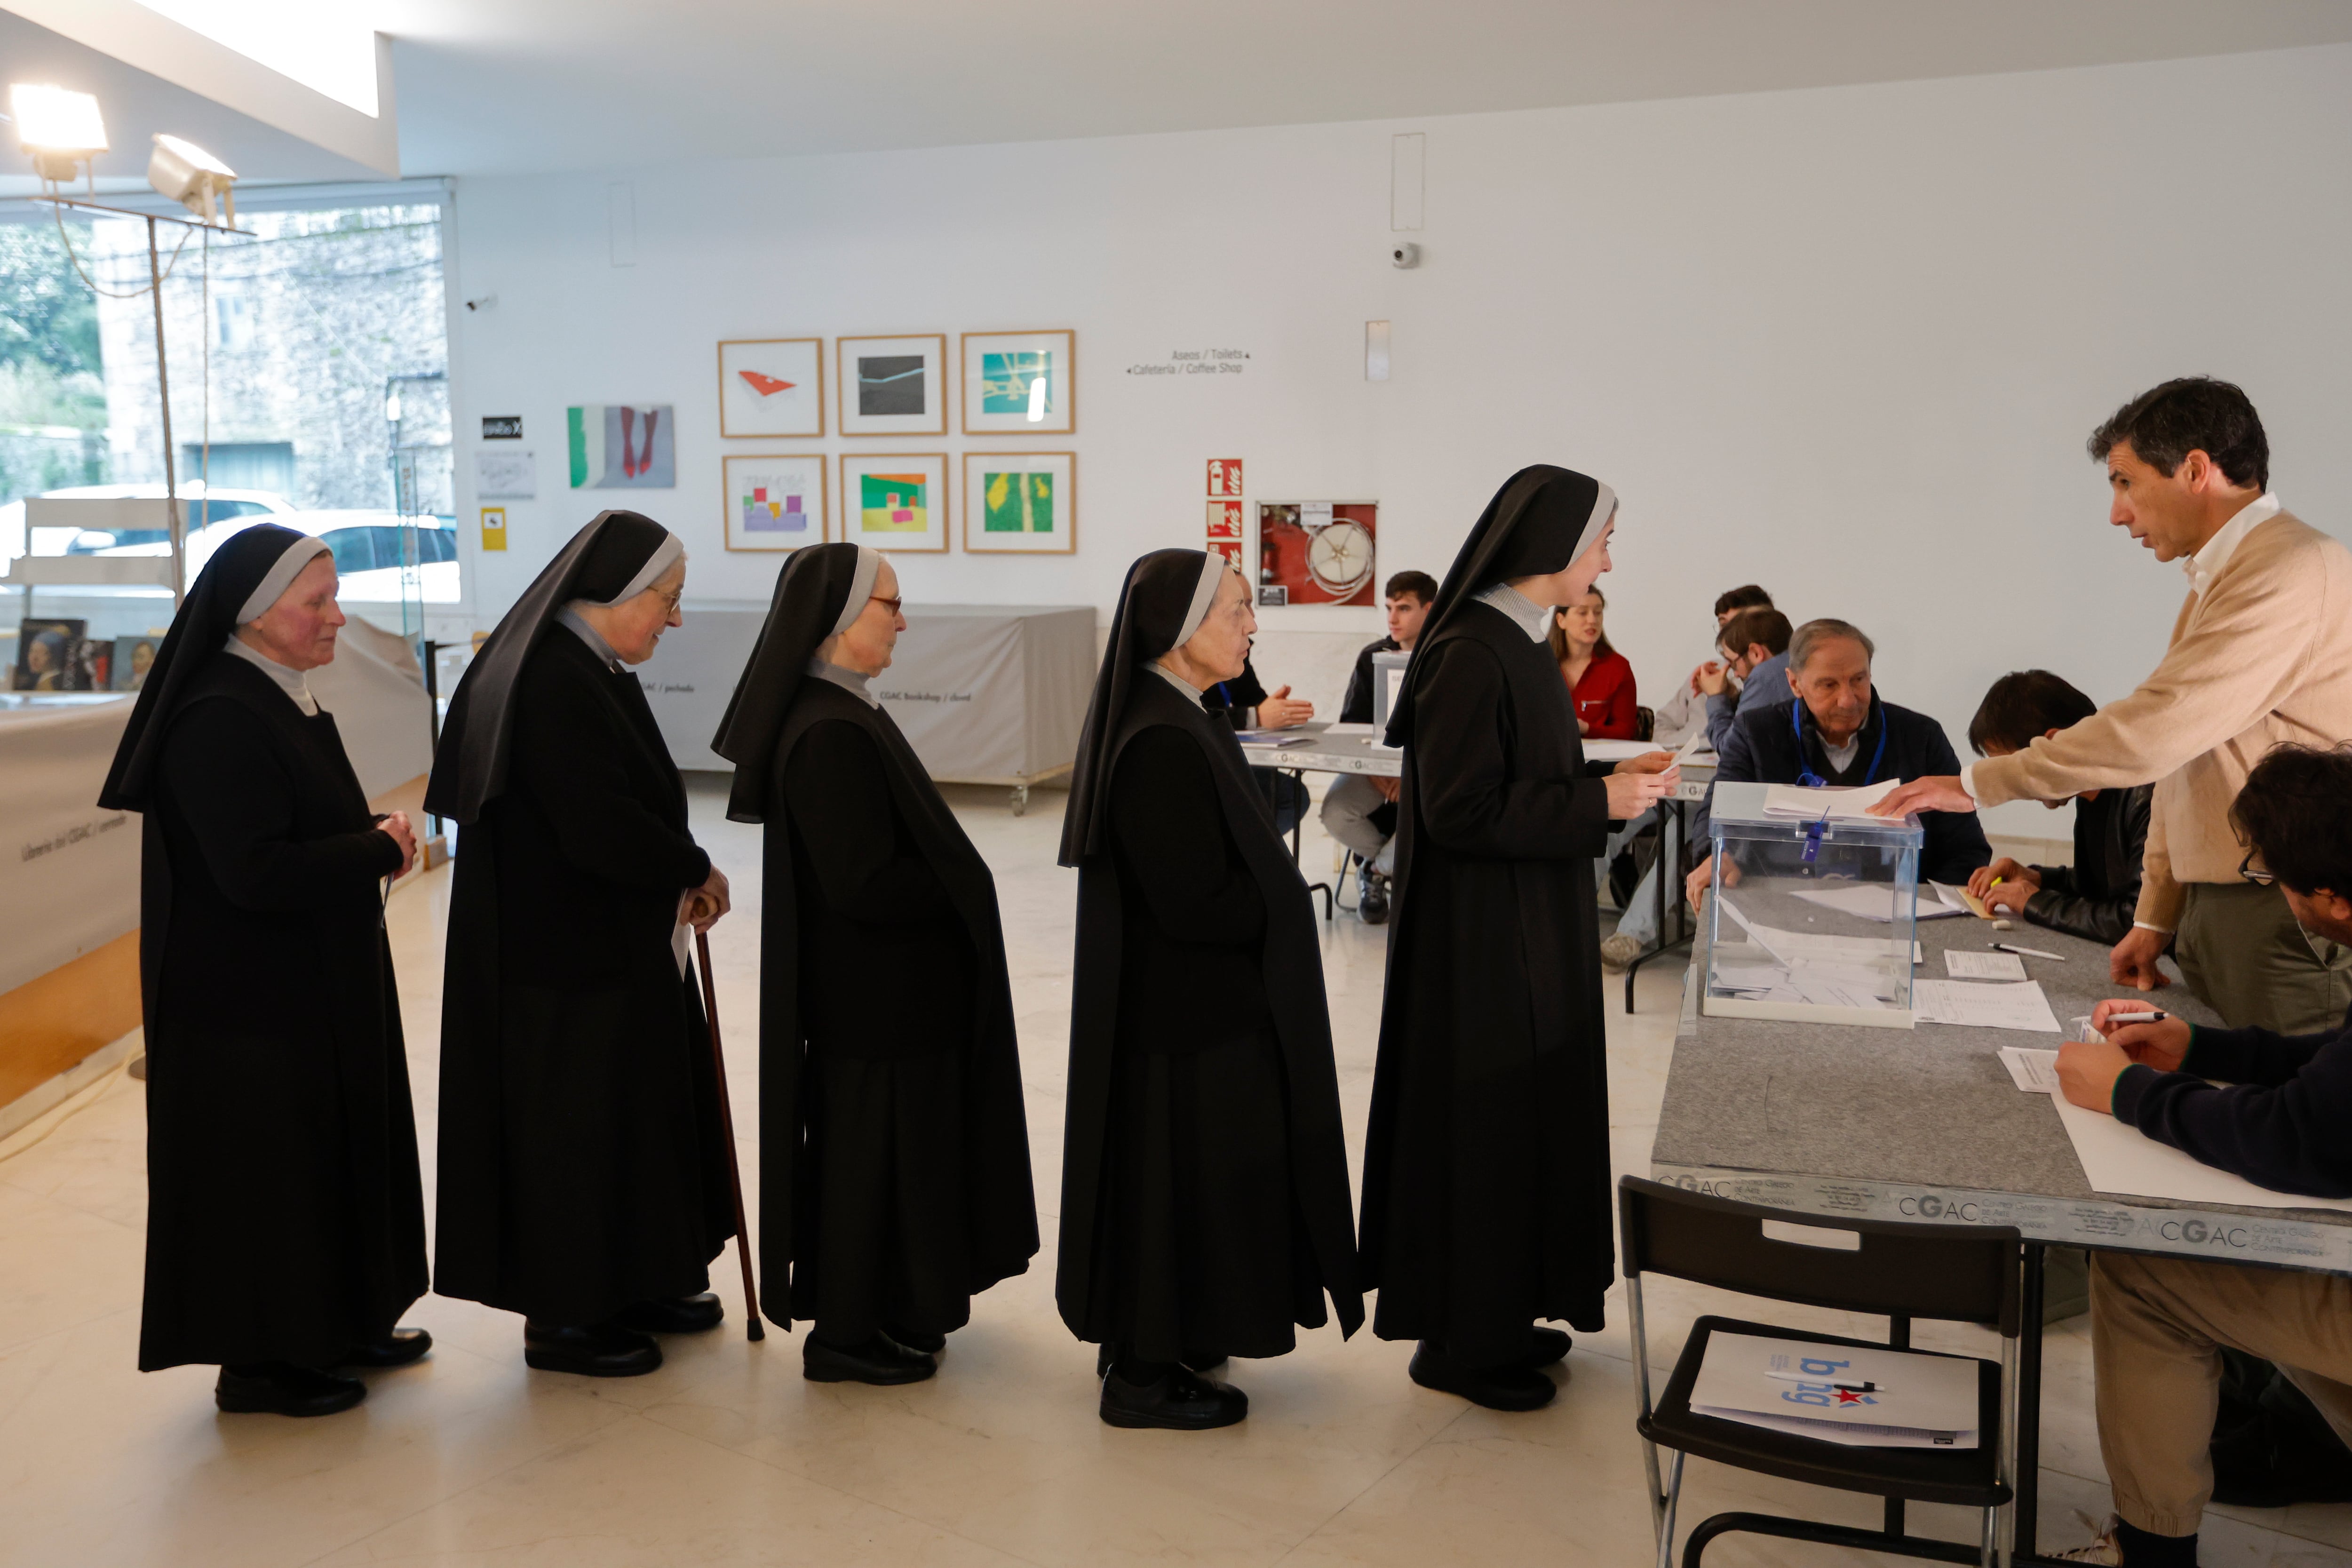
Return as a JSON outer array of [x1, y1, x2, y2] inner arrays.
[[870, 595, 903, 615], [2240, 849, 2276, 887]]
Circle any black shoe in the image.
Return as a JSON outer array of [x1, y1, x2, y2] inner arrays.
[[1409, 1340, 1556, 1411], [1095, 1344, 1229, 1378], [1525, 1326, 1571, 1369], [523, 1320, 663, 1377], [1101, 1362, 1248, 1430], [337, 1327, 433, 1369], [803, 1333, 937, 1386], [887, 1325, 948, 1355], [215, 1361, 366, 1417], [1359, 866, 1391, 925], [613, 1293, 724, 1335]]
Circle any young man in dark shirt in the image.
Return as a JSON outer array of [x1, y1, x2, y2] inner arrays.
[[2052, 744, 2352, 1568], [1321, 570, 1436, 923], [1964, 670, 2152, 945]]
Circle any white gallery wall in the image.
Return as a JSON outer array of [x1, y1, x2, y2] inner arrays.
[[445, 42, 2352, 835]]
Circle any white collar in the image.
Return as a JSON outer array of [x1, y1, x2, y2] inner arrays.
[[220, 633, 318, 716], [557, 605, 625, 672], [807, 657, 879, 708], [1147, 661, 1207, 708], [1474, 581, 1553, 642], [2185, 493, 2281, 598]]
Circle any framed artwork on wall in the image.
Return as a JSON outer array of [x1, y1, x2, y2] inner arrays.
[[840, 453, 949, 553], [717, 338, 825, 438], [960, 329, 1074, 435], [568, 404, 675, 488], [723, 454, 829, 551], [962, 452, 1074, 554], [837, 334, 947, 437], [1256, 501, 1378, 605]]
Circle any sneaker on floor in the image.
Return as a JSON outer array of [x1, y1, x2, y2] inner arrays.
[[1599, 931, 1645, 973], [1359, 865, 1391, 925], [2053, 1515, 2124, 1565]]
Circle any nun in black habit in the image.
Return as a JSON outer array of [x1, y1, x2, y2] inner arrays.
[[101, 525, 430, 1417], [1358, 466, 1677, 1411], [710, 542, 1037, 1385], [1058, 550, 1363, 1431], [428, 511, 737, 1378]]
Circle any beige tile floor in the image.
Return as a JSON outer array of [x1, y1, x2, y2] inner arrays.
[[2, 777, 2349, 1568]]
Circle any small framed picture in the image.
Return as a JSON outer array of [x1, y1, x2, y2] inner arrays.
[[1257, 501, 1379, 605], [723, 454, 829, 551], [962, 452, 1075, 554], [837, 334, 947, 437], [718, 338, 826, 438], [840, 453, 949, 553], [961, 329, 1074, 435]]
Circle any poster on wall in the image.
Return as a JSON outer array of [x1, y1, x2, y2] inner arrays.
[[839, 453, 949, 553], [724, 454, 829, 551], [837, 334, 947, 437], [1256, 501, 1377, 606], [962, 452, 1074, 554], [568, 404, 675, 488], [960, 329, 1074, 435], [718, 338, 826, 438]]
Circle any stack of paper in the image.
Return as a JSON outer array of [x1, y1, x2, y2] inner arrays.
[[1688, 1330, 1980, 1449], [1912, 979, 2062, 1032], [1945, 949, 2027, 981], [2051, 1098, 2352, 1214], [1792, 883, 1968, 923], [1710, 899, 1909, 1010], [1761, 779, 1904, 820], [1930, 880, 1994, 918]]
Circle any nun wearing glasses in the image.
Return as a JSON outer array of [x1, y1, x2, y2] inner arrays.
[[428, 510, 737, 1380], [1056, 549, 1362, 1432], [712, 542, 1036, 1386], [100, 525, 429, 1417]]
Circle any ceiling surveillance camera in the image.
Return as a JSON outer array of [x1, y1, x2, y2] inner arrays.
[[1391, 243, 1421, 269]]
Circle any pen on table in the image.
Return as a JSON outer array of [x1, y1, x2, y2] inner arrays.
[[2105, 1010, 2169, 1025], [1990, 941, 2065, 961]]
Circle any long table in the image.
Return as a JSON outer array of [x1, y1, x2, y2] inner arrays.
[[1650, 913, 2352, 1561]]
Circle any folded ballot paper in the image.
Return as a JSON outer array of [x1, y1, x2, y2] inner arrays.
[[1761, 779, 1905, 820], [1688, 1331, 1981, 1449]]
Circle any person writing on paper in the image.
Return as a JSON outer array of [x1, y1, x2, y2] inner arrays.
[[1549, 588, 1637, 739], [1650, 583, 1773, 749], [1685, 618, 1989, 908], [2050, 745, 2352, 1568], [1360, 465, 1678, 1413], [1875, 379, 2352, 1033], [1322, 569, 1437, 923], [427, 511, 738, 1380], [1964, 671, 2150, 944]]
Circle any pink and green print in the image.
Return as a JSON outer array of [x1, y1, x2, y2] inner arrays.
[[859, 472, 930, 533]]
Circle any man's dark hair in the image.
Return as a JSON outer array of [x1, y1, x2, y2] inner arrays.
[[1713, 584, 1772, 619], [2087, 377, 2269, 492], [1385, 570, 1438, 605], [1716, 607, 1791, 660], [1967, 670, 2099, 757], [2230, 745, 2352, 897]]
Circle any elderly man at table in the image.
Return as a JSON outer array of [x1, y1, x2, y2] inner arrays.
[[1964, 670, 2150, 944], [1684, 617, 1989, 907], [1320, 569, 1437, 924], [2051, 744, 2352, 1568], [1877, 378, 2352, 1035]]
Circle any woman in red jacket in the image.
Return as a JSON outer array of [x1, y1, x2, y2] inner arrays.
[[1549, 587, 1637, 739]]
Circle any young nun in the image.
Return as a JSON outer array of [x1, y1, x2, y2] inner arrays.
[[710, 542, 1038, 1384], [1359, 465, 1678, 1411], [1057, 549, 1362, 1430], [99, 525, 429, 1417], [427, 510, 737, 1377]]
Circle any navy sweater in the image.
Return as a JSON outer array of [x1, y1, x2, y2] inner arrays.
[[2112, 1002, 2352, 1199]]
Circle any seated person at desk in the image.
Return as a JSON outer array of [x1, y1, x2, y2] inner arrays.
[[1651, 583, 1772, 748], [2053, 744, 2352, 1568], [1549, 587, 1637, 739], [1963, 670, 2152, 944], [1697, 605, 1794, 756], [1683, 617, 1990, 905], [1322, 570, 1437, 923], [1205, 655, 1314, 834]]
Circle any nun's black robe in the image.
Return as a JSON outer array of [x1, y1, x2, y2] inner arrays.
[[1359, 599, 1615, 1365], [759, 678, 1037, 1337], [434, 628, 734, 1323], [138, 654, 425, 1370], [1059, 672, 1362, 1361]]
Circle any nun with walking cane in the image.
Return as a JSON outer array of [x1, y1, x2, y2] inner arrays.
[[426, 509, 758, 1377]]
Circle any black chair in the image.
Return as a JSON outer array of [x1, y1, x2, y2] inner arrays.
[[1620, 1177, 2022, 1568]]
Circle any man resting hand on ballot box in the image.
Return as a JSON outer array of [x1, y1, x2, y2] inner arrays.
[[2049, 744, 2352, 1568]]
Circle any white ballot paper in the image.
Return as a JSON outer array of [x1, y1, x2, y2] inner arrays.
[[1946, 949, 2028, 981], [1912, 979, 2062, 1032], [1791, 883, 1967, 923], [1762, 779, 1903, 820], [1999, 1046, 2061, 1093], [1585, 737, 1658, 763], [1688, 1331, 1980, 1449], [2051, 1097, 2352, 1214]]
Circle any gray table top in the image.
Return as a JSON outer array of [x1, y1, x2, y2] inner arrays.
[[1264, 723, 1712, 796], [1650, 907, 2352, 1271]]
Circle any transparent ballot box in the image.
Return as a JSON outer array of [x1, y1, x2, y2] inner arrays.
[[1700, 780, 1923, 1029]]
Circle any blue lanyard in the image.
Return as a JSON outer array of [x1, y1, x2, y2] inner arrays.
[[1793, 699, 1885, 789]]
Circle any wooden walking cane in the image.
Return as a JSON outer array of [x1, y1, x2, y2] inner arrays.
[[694, 928, 765, 1341]]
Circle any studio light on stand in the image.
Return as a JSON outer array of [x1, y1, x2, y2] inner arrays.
[[148, 134, 237, 225], [8, 82, 108, 192]]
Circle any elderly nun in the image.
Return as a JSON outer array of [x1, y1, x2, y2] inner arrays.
[[427, 510, 736, 1378], [99, 524, 429, 1417], [711, 542, 1036, 1385], [1056, 549, 1362, 1431]]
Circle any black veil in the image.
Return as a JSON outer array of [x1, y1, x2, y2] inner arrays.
[[710, 542, 878, 823]]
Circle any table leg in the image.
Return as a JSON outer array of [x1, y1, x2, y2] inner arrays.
[[2016, 1243, 2046, 1562], [1624, 799, 1696, 1013]]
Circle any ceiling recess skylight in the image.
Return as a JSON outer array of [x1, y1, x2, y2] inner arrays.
[[132, 0, 379, 118]]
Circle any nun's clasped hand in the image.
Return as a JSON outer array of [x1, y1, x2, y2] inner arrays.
[[377, 810, 419, 877], [1602, 764, 1677, 820], [685, 866, 731, 931]]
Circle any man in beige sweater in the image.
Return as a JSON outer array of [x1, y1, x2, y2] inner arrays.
[[1879, 378, 2352, 1034]]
